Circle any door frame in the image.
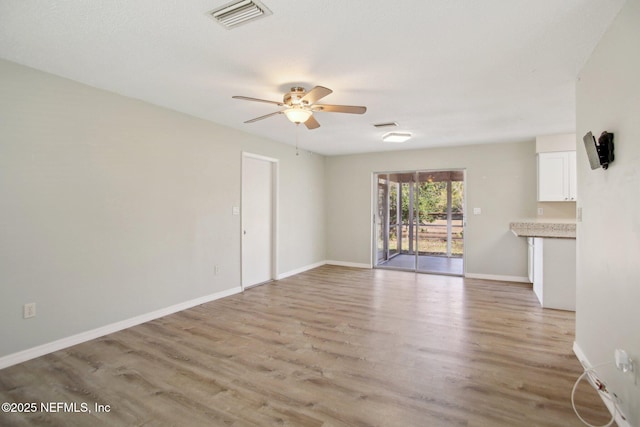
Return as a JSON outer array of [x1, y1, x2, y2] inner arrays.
[[375, 175, 390, 264], [241, 152, 279, 291], [371, 168, 466, 276]]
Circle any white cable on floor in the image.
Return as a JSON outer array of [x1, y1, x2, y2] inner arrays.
[[571, 362, 617, 427]]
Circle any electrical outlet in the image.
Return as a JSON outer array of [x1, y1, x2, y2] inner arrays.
[[537, 207, 544, 216], [615, 349, 633, 373], [214, 265, 220, 275], [23, 302, 36, 319], [473, 207, 481, 215]]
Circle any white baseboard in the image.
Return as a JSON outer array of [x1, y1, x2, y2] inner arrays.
[[464, 273, 530, 283], [277, 260, 327, 279], [325, 260, 371, 269], [0, 286, 241, 370], [572, 342, 632, 427], [277, 259, 372, 279], [573, 341, 591, 369]]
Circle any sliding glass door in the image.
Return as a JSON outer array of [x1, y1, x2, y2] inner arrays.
[[414, 171, 464, 274], [376, 175, 389, 264], [374, 170, 465, 276]]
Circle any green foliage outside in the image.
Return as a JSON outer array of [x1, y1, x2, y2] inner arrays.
[[382, 180, 465, 256], [389, 181, 464, 224]]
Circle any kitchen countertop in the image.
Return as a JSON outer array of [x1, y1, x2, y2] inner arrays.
[[510, 219, 576, 239]]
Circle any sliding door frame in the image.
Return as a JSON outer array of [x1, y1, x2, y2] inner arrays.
[[371, 168, 466, 276]]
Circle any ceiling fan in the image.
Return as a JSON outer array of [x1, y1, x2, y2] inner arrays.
[[232, 86, 366, 129]]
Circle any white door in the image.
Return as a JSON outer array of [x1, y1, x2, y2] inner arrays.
[[242, 154, 276, 289]]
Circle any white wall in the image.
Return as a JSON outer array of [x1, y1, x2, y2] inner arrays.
[[535, 133, 576, 153], [575, 0, 639, 424], [325, 141, 537, 280], [0, 59, 326, 358]]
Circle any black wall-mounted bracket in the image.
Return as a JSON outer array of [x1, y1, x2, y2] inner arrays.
[[583, 131, 615, 170]]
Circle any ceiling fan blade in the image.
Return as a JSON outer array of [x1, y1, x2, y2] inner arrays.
[[244, 111, 283, 123], [313, 104, 367, 114], [304, 115, 320, 129], [233, 96, 284, 106], [301, 86, 333, 105]]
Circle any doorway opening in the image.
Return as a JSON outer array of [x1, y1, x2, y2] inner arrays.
[[374, 170, 465, 276]]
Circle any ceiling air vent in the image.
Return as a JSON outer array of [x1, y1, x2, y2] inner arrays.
[[373, 122, 398, 128], [208, 0, 272, 29]]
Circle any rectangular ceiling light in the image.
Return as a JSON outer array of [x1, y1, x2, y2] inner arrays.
[[209, 0, 272, 29], [382, 132, 413, 143]]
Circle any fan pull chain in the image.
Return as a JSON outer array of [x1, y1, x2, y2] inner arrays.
[[295, 123, 300, 156]]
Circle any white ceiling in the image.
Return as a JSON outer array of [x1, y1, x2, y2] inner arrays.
[[0, 0, 625, 156]]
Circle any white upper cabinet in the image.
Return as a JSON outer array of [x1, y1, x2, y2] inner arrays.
[[568, 150, 577, 200], [537, 151, 577, 201]]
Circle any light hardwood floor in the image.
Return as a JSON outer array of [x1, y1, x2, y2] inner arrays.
[[0, 266, 610, 426]]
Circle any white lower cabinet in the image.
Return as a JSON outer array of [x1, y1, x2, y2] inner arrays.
[[531, 237, 576, 311]]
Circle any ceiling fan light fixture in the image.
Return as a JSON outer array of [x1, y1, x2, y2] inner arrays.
[[233, 85, 366, 130], [284, 108, 312, 124], [382, 132, 412, 143]]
